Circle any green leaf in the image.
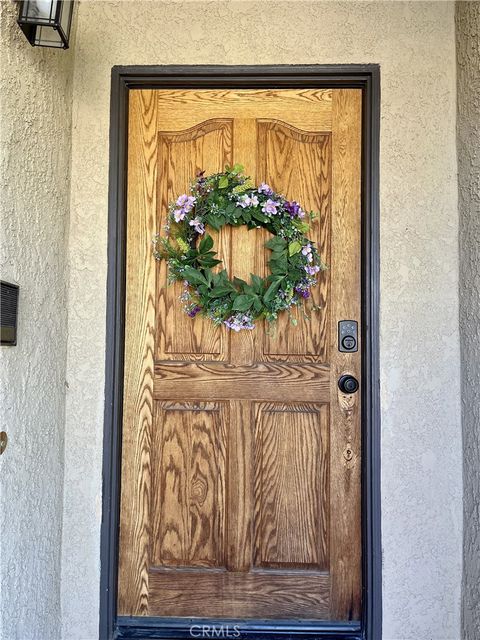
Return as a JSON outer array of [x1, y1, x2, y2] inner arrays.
[[199, 234, 214, 253], [232, 295, 254, 311], [183, 266, 208, 287], [197, 285, 210, 295], [292, 219, 310, 233], [270, 251, 285, 262], [253, 297, 263, 313], [263, 278, 284, 304], [288, 241, 302, 256], [218, 175, 229, 189], [210, 285, 236, 298], [265, 236, 287, 251], [252, 210, 268, 224], [233, 276, 248, 289], [198, 257, 222, 268], [217, 269, 229, 283], [206, 214, 222, 231], [225, 202, 237, 215], [269, 256, 288, 275], [232, 163, 244, 174], [250, 274, 264, 294], [204, 269, 213, 287]]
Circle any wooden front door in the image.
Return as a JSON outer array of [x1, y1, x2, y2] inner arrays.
[[118, 88, 362, 623]]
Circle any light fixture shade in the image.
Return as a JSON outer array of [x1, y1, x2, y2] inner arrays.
[[17, 0, 73, 49]]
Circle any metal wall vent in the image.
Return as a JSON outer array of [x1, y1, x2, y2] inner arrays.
[[1, 281, 19, 346]]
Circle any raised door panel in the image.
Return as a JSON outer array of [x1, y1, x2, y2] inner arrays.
[[151, 401, 227, 569], [156, 119, 233, 361], [253, 402, 329, 570], [256, 120, 331, 362]]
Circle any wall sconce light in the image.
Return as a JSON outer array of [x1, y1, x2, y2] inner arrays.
[[17, 0, 73, 49]]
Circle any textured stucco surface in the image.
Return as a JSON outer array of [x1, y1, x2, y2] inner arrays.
[[0, 2, 73, 639], [456, 3, 480, 640], [61, 2, 462, 639]]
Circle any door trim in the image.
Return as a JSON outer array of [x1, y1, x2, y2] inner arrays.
[[100, 65, 381, 640]]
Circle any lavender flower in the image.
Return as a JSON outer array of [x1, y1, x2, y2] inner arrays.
[[173, 209, 186, 222], [302, 243, 314, 262], [224, 313, 255, 332], [258, 183, 273, 196], [189, 217, 205, 234], [284, 200, 305, 218], [262, 199, 280, 216], [301, 243, 311, 255], [176, 194, 196, 212], [305, 264, 321, 276], [237, 194, 260, 208], [187, 305, 202, 318], [295, 284, 310, 299]]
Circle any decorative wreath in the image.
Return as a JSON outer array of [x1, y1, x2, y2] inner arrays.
[[153, 165, 326, 332]]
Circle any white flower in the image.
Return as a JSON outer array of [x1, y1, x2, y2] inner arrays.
[[189, 217, 205, 234], [173, 209, 186, 222]]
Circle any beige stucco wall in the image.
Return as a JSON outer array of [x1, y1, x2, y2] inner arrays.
[[62, 2, 462, 639], [0, 2, 73, 639], [456, 3, 480, 639]]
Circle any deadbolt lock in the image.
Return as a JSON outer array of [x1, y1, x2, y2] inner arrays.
[[338, 320, 358, 352]]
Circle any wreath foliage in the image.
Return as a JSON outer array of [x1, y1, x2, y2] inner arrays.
[[153, 164, 326, 332]]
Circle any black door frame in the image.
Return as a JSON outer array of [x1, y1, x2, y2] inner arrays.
[[100, 64, 381, 640]]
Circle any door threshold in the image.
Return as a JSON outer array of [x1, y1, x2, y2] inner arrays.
[[115, 616, 362, 640]]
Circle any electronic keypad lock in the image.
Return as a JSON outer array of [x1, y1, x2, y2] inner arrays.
[[338, 320, 358, 352]]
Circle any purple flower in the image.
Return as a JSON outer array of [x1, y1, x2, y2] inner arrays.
[[295, 285, 310, 299], [262, 199, 280, 216], [301, 243, 312, 256], [189, 217, 205, 234], [187, 305, 202, 318], [258, 183, 273, 195], [173, 209, 186, 222], [305, 264, 321, 276], [284, 200, 305, 218], [176, 194, 196, 212], [302, 244, 314, 262], [238, 194, 260, 208], [224, 313, 255, 332], [237, 195, 249, 208]]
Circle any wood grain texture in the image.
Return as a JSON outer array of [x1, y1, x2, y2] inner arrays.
[[156, 119, 232, 361], [329, 89, 362, 620], [154, 362, 330, 402], [253, 403, 329, 570], [118, 90, 158, 615], [155, 89, 332, 132], [227, 401, 253, 571], [147, 570, 330, 619], [151, 401, 227, 568], [257, 120, 331, 362], [119, 88, 362, 621]]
